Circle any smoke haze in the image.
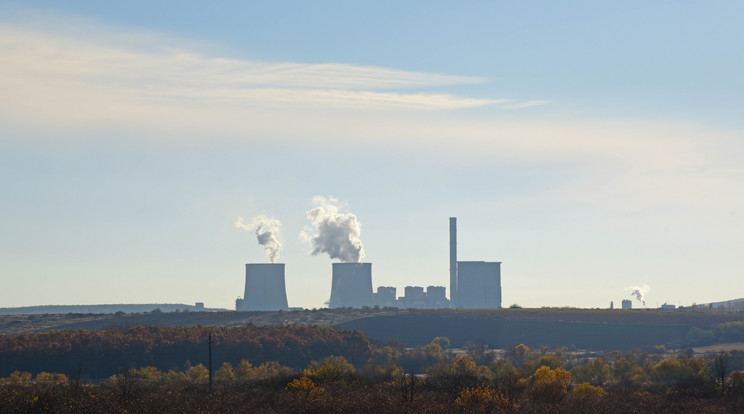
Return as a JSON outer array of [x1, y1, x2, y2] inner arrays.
[[627, 284, 650, 307], [300, 196, 365, 263], [235, 215, 282, 263]]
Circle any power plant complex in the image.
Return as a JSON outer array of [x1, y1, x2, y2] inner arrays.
[[235, 217, 502, 310]]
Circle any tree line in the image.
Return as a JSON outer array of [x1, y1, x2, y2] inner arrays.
[[3, 331, 744, 412], [0, 324, 374, 379]]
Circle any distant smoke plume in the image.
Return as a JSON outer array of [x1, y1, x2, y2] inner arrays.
[[300, 196, 365, 263], [235, 215, 282, 263], [626, 284, 650, 307]]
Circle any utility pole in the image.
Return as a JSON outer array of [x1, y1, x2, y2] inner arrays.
[[409, 369, 414, 402], [208, 332, 213, 394]]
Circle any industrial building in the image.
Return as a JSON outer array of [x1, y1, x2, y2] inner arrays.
[[329, 263, 374, 308], [622, 299, 632, 310], [400, 286, 426, 308], [425, 286, 448, 308], [373, 285, 449, 309], [374, 286, 397, 308], [332, 217, 500, 309], [449, 217, 503, 309], [456, 261, 502, 308], [236, 263, 289, 311]]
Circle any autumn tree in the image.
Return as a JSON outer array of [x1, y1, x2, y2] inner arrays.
[[0, 370, 32, 385], [504, 344, 531, 369], [573, 382, 605, 398], [129, 366, 162, 381], [235, 360, 256, 382], [360, 345, 404, 382], [184, 364, 208, 384], [490, 359, 522, 401], [455, 385, 512, 413], [571, 357, 610, 387], [34, 371, 69, 385], [610, 357, 645, 394], [529, 366, 571, 405], [432, 337, 451, 349], [728, 370, 744, 411], [426, 355, 488, 398], [649, 355, 714, 397], [303, 356, 355, 383], [215, 362, 236, 383]]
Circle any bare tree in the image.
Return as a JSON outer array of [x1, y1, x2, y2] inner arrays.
[[710, 351, 730, 392], [464, 339, 492, 366]]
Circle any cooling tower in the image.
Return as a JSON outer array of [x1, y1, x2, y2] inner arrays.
[[240, 263, 289, 311], [329, 263, 373, 308], [457, 261, 502, 309]]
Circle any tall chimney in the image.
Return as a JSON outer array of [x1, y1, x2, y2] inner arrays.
[[449, 217, 457, 306]]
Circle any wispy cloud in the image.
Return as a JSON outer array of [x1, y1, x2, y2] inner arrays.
[[503, 100, 551, 109], [1, 15, 741, 220], [0, 24, 510, 118]]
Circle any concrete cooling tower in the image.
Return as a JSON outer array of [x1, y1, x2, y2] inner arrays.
[[329, 263, 373, 308], [239, 263, 289, 311]]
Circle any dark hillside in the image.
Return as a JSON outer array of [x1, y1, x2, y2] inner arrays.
[[336, 315, 693, 349], [2, 308, 743, 352]]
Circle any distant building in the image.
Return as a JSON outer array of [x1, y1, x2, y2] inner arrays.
[[426, 286, 448, 309], [371, 285, 451, 309], [402, 286, 426, 308], [374, 286, 397, 308], [195, 302, 205, 311], [457, 261, 502, 309], [660, 303, 676, 310], [621, 299, 632, 310], [610, 301, 614, 310]]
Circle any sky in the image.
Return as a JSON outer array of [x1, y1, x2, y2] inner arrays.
[[1, 1, 742, 310]]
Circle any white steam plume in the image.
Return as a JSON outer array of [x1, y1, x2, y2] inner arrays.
[[235, 215, 282, 263], [626, 284, 650, 307], [300, 196, 365, 263]]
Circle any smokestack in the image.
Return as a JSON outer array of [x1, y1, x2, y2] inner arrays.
[[329, 263, 373, 308], [239, 263, 289, 311], [450, 217, 457, 306]]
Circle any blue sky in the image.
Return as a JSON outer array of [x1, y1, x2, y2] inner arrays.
[[1, 1, 742, 310]]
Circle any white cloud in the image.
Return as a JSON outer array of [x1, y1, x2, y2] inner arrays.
[[503, 100, 551, 109], [0, 16, 742, 220], [0, 24, 510, 123]]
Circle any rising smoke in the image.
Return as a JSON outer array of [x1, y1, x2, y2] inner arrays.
[[626, 284, 650, 307], [235, 215, 282, 263], [300, 196, 365, 263]]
